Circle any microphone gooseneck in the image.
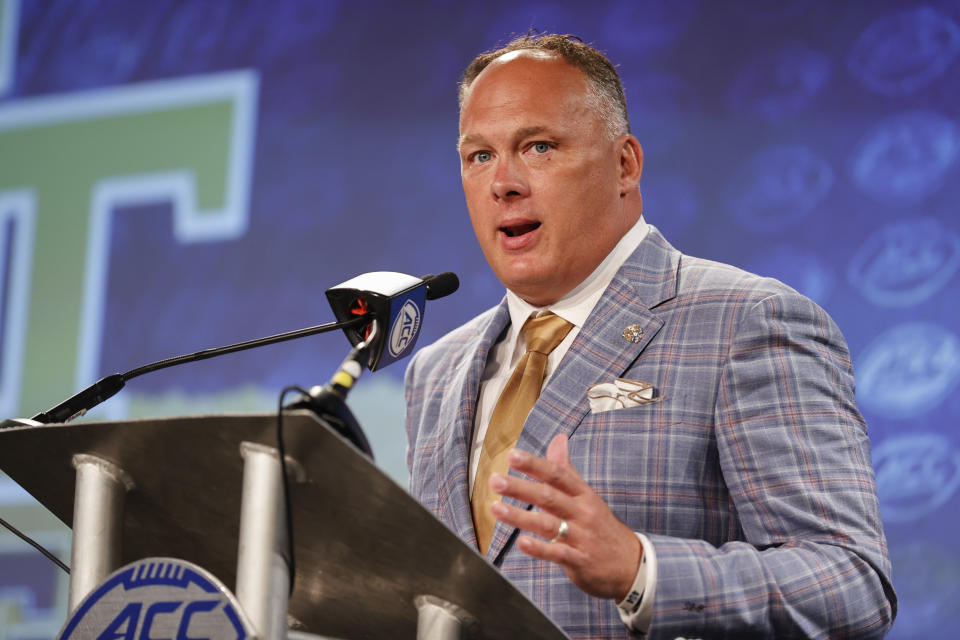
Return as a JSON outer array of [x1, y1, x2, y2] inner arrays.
[[29, 314, 372, 424]]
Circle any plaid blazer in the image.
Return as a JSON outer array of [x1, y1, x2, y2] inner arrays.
[[405, 227, 896, 639]]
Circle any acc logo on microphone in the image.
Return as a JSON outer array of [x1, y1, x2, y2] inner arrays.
[[389, 300, 422, 358]]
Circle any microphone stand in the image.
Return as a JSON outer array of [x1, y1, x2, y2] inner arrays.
[[284, 320, 379, 457], [23, 314, 373, 425]]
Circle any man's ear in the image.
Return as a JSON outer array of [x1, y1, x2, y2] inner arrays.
[[617, 135, 643, 196]]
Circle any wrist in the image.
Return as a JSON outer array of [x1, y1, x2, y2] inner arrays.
[[615, 529, 643, 601], [616, 536, 647, 615]]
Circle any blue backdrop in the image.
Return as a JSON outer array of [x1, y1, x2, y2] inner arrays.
[[1, 1, 958, 637]]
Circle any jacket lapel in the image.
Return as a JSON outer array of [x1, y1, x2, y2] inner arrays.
[[436, 299, 510, 546], [487, 226, 681, 562]]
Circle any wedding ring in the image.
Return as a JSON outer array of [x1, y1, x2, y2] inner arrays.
[[549, 519, 570, 543]]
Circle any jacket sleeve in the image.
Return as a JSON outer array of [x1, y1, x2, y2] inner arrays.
[[404, 348, 423, 477], [646, 290, 897, 639]]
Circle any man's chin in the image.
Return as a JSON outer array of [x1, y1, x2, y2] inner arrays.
[[500, 273, 567, 307]]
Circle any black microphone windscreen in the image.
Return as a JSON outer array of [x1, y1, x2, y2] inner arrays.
[[423, 272, 459, 300]]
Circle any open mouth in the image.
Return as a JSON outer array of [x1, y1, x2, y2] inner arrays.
[[500, 222, 541, 237]]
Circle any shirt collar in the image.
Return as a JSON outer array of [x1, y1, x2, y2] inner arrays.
[[504, 215, 650, 335]]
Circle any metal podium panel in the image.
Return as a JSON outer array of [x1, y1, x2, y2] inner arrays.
[[0, 412, 569, 640]]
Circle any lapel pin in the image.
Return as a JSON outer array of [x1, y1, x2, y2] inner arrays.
[[622, 324, 644, 343]]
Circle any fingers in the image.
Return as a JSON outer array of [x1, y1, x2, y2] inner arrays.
[[545, 433, 569, 465], [516, 533, 588, 566], [490, 500, 569, 542], [490, 435, 585, 520], [490, 471, 579, 520], [506, 436, 586, 497], [492, 498, 588, 565], [484, 434, 645, 601]]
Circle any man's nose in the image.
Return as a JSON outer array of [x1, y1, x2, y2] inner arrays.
[[491, 156, 529, 201]]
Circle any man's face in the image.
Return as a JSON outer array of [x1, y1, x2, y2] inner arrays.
[[458, 52, 640, 306]]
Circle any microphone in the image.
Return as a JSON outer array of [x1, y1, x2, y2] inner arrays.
[[286, 271, 459, 454], [23, 271, 458, 425], [424, 272, 460, 300], [325, 272, 459, 372]]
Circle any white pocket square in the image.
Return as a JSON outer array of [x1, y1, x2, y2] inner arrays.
[[587, 378, 663, 413]]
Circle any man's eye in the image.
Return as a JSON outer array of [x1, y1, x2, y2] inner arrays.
[[473, 151, 492, 163], [533, 142, 551, 153]]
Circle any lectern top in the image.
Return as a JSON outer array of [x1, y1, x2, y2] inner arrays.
[[0, 412, 569, 640]]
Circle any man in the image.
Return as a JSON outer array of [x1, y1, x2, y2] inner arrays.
[[405, 34, 896, 639]]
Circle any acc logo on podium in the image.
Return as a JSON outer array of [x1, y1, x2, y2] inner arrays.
[[58, 558, 254, 640]]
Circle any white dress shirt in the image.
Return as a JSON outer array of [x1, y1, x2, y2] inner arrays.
[[469, 215, 657, 632]]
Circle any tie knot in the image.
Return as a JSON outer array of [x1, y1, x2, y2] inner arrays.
[[521, 312, 574, 355]]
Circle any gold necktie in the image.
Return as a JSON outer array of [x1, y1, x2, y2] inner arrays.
[[472, 312, 574, 553]]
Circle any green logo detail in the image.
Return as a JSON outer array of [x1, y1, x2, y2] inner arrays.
[[0, 71, 259, 416]]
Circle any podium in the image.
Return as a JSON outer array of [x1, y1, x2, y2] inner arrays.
[[0, 411, 570, 639]]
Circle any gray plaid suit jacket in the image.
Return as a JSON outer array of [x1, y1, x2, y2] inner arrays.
[[405, 227, 896, 639]]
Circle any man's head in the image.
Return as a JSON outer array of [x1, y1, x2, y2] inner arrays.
[[458, 34, 643, 306], [460, 34, 631, 141]]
